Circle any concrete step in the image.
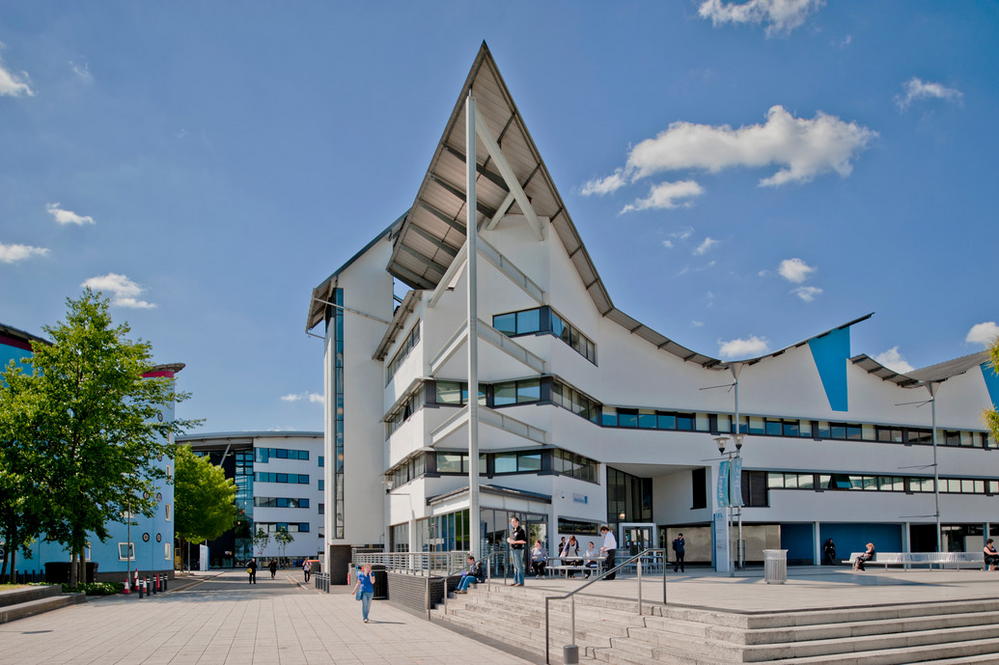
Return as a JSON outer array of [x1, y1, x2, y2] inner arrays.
[[0, 584, 60, 608], [0, 591, 86, 624], [772, 637, 999, 665]]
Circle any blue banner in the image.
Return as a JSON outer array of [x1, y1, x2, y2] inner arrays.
[[717, 460, 730, 507]]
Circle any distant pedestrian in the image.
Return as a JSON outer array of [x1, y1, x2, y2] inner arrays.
[[303, 559, 311, 582], [247, 559, 257, 584], [984, 540, 999, 571], [823, 538, 837, 566], [507, 516, 527, 586], [600, 525, 618, 580], [269, 559, 277, 579], [352, 563, 375, 623], [672, 533, 685, 573]]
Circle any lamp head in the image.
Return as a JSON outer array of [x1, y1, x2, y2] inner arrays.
[[713, 436, 729, 454], [733, 434, 745, 451]]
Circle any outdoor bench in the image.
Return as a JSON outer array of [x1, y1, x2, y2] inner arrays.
[[844, 551, 984, 570]]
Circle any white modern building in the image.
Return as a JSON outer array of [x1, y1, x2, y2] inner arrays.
[[177, 431, 325, 567], [307, 45, 999, 580]]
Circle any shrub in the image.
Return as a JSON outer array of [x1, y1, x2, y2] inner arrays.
[[61, 581, 125, 595]]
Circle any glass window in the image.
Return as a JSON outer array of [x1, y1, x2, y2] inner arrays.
[[765, 420, 782, 436], [782, 421, 799, 437], [493, 313, 516, 335], [676, 414, 694, 431], [618, 409, 638, 428], [518, 453, 542, 472], [517, 379, 540, 403], [494, 453, 517, 474], [638, 410, 657, 429], [494, 382, 516, 406], [657, 413, 676, 430], [436, 381, 462, 405], [517, 308, 541, 335], [438, 453, 463, 473], [602, 407, 618, 427]]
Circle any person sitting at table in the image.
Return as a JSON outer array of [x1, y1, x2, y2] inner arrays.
[[530, 540, 548, 578], [984, 539, 999, 571], [561, 535, 581, 577], [583, 541, 599, 578]]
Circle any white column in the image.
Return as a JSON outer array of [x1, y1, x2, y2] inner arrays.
[[466, 92, 481, 560]]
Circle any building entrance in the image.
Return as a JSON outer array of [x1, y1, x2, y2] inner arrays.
[[619, 522, 656, 556]]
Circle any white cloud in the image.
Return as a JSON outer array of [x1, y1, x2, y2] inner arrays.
[[662, 240, 674, 249], [589, 106, 876, 193], [692, 320, 705, 327], [894, 77, 963, 111], [778, 257, 816, 283], [582, 169, 627, 196], [0, 242, 50, 263], [70, 60, 93, 81], [0, 47, 35, 97], [791, 285, 823, 302], [281, 392, 324, 404], [81, 273, 156, 309], [966, 321, 999, 347], [47, 203, 95, 225], [621, 180, 704, 212], [718, 335, 770, 358], [694, 237, 719, 255], [698, 0, 824, 37], [874, 347, 915, 374]]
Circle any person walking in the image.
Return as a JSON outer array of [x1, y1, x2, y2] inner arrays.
[[672, 533, 686, 573], [507, 516, 527, 586], [303, 559, 311, 582], [247, 558, 257, 584], [352, 563, 375, 623], [600, 525, 617, 580]]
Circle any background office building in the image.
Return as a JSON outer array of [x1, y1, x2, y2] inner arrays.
[[306, 46, 999, 579], [177, 431, 325, 568]]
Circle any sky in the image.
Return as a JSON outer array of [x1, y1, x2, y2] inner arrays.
[[1, 1, 996, 434]]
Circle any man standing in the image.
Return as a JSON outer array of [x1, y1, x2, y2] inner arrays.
[[672, 533, 685, 573], [507, 516, 527, 586], [599, 525, 617, 580]]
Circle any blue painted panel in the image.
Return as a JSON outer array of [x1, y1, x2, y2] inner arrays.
[[780, 523, 815, 563], [808, 327, 850, 412], [819, 523, 903, 560], [981, 362, 999, 410]]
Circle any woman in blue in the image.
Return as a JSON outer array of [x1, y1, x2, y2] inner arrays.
[[352, 563, 375, 623]]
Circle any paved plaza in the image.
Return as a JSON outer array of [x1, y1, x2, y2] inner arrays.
[[4, 566, 999, 664], [0, 571, 533, 665]]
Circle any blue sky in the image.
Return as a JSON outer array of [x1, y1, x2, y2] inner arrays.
[[1, 1, 996, 433]]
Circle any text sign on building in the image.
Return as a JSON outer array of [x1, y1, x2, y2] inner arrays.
[[572, 493, 588, 505]]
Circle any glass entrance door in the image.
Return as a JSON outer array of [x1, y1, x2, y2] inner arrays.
[[619, 522, 656, 556]]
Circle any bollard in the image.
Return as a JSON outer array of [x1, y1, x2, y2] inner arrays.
[[163, 575, 168, 592], [563, 645, 579, 664], [156, 573, 160, 592], [138, 578, 144, 599]]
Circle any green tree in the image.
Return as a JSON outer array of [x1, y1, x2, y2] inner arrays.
[[274, 528, 294, 561], [174, 445, 237, 571], [0, 385, 46, 582], [253, 527, 270, 555], [0, 289, 198, 587], [985, 337, 999, 441]]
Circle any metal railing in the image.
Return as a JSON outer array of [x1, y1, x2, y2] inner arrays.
[[544, 548, 667, 665], [352, 550, 468, 576]]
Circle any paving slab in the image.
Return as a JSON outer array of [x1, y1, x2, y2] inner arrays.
[[0, 570, 533, 665]]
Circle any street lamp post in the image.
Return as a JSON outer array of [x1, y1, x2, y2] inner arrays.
[[714, 434, 746, 577]]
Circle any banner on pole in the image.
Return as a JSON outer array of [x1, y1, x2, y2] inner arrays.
[[730, 456, 743, 507], [717, 460, 730, 507]]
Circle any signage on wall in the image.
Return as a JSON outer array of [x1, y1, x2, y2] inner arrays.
[[572, 493, 588, 505]]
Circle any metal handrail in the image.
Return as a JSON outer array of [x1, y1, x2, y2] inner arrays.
[[433, 551, 504, 617], [543, 548, 667, 665]]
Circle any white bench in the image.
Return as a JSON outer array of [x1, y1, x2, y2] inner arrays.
[[844, 551, 984, 570], [548, 556, 604, 578]]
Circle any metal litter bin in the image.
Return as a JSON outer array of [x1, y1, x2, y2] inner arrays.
[[763, 549, 787, 584], [371, 564, 388, 600]]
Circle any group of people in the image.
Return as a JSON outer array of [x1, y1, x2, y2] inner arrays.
[[505, 517, 620, 585], [244, 558, 281, 583]]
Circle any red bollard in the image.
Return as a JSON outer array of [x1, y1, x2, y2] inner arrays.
[[156, 573, 160, 591]]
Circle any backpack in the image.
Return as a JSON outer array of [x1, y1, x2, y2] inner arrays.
[[671, 539, 678, 552]]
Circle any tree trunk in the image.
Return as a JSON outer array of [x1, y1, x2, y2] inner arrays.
[[70, 549, 78, 588]]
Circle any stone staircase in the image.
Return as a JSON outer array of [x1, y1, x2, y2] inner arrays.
[[430, 583, 999, 664], [0, 584, 86, 624]]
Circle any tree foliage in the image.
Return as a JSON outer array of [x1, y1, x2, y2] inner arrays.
[[274, 528, 294, 559], [986, 337, 999, 442], [253, 527, 270, 555], [174, 444, 237, 545], [0, 289, 199, 585]]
